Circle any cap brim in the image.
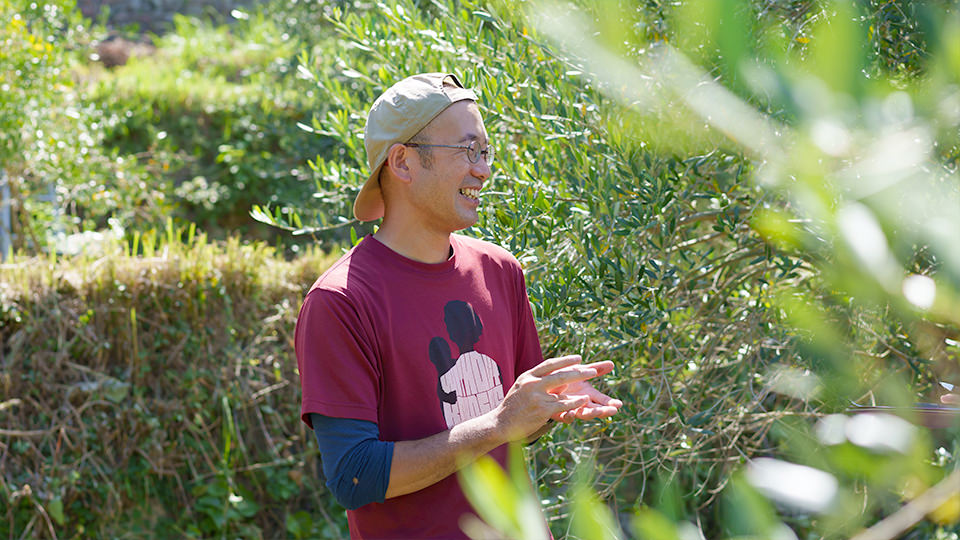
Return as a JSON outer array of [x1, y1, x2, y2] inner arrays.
[[353, 164, 385, 222]]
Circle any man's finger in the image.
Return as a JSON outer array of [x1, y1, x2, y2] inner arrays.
[[570, 404, 620, 421], [580, 360, 615, 377], [541, 366, 600, 390], [554, 394, 589, 412], [529, 355, 582, 377], [554, 402, 621, 423], [583, 386, 623, 408], [568, 383, 623, 407]]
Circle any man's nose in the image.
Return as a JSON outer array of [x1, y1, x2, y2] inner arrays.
[[471, 156, 492, 182]]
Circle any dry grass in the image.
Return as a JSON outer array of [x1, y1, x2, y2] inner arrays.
[[0, 233, 342, 538]]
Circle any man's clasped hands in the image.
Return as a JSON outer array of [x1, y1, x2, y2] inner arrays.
[[494, 355, 623, 442]]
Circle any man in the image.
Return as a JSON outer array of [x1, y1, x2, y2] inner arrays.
[[295, 73, 622, 539]]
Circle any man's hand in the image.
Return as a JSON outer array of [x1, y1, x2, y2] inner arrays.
[[494, 355, 622, 441], [544, 359, 622, 423], [548, 362, 623, 423], [386, 355, 622, 499], [941, 393, 960, 405]]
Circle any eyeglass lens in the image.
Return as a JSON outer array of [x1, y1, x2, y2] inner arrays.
[[467, 141, 494, 165]]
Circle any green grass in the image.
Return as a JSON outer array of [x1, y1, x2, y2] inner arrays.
[[101, 14, 299, 109], [79, 9, 329, 242]]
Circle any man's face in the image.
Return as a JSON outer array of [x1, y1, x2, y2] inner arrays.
[[407, 100, 491, 234]]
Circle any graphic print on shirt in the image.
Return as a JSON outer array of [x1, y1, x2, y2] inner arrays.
[[428, 300, 504, 429]]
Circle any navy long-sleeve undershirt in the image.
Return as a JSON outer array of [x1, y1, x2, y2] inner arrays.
[[309, 413, 394, 510]]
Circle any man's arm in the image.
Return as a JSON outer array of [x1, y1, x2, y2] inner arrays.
[[310, 414, 392, 510], [385, 355, 620, 498]]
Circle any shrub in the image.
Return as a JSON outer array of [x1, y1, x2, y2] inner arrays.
[[271, 0, 818, 532], [271, 0, 960, 536], [460, 0, 960, 537], [0, 0, 171, 254]]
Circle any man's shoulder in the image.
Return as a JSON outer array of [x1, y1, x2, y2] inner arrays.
[[307, 239, 378, 297], [453, 234, 521, 268]]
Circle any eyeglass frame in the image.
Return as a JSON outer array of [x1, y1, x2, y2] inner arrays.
[[402, 139, 495, 166]]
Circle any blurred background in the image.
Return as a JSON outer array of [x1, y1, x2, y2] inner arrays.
[[1, 0, 958, 538]]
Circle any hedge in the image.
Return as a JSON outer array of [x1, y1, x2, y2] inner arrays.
[[1, 231, 347, 538]]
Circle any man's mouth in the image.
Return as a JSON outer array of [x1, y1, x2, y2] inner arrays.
[[459, 188, 480, 201]]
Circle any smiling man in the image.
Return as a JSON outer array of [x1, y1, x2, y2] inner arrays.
[[295, 73, 622, 539]]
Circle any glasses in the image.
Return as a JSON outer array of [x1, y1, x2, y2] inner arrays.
[[403, 140, 495, 166]]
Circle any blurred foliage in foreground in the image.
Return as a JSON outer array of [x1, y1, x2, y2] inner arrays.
[[2, 0, 960, 538]]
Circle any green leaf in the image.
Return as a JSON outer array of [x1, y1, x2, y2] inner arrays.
[[473, 10, 500, 28], [103, 379, 130, 403], [632, 507, 681, 540], [721, 476, 782, 537], [570, 484, 622, 540], [233, 494, 259, 518], [805, 0, 867, 97], [459, 449, 549, 540], [460, 456, 517, 534], [47, 497, 65, 526]]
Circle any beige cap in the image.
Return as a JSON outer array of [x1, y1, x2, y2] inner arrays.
[[354, 73, 478, 222]]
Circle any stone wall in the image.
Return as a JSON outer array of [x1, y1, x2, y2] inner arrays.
[[77, 0, 262, 34]]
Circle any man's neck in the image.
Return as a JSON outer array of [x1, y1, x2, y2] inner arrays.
[[373, 222, 453, 264]]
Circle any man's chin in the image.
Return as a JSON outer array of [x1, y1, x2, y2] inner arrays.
[[460, 217, 480, 230], [451, 211, 480, 231]]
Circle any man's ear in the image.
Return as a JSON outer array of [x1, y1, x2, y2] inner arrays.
[[384, 143, 414, 184]]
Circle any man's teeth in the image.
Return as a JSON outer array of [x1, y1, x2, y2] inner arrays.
[[460, 188, 480, 199]]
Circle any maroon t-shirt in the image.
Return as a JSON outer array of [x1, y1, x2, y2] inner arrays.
[[295, 234, 543, 539]]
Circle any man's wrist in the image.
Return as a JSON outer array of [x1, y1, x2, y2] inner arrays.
[[525, 419, 556, 445]]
